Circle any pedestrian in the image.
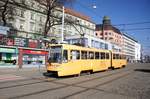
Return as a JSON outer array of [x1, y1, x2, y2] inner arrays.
[[13, 59, 16, 65]]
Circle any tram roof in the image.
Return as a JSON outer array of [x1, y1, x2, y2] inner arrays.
[[49, 44, 110, 52]]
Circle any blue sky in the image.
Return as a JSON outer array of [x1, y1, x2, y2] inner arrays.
[[67, 0, 150, 55]]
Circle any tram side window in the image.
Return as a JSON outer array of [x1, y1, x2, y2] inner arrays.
[[71, 50, 80, 60], [116, 54, 119, 59], [120, 55, 122, 59], [95, 52, 100, 59], [89, 52, 94, 59], [113, 54, 116, 59], [81, 51, 87, 59], [101, 52, 105, 59], [63, 50, 68, 62], [122, 55, 126, 59], [106, 53, 109, 59]]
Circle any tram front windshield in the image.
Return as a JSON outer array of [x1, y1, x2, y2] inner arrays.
[[49, 46, 62, 63]]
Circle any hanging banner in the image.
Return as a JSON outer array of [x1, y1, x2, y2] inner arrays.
[[14, 37, 28, 47]]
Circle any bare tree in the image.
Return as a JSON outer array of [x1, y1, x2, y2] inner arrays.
[[35, 0, 75, 38], [0, 0, 17, 26]]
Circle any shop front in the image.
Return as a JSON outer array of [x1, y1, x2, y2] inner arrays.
[[21, 49, 48, 67], [0, 47, 18, 67]]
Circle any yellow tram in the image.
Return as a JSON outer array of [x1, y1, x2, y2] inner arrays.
[[46, 44, 127, 76]]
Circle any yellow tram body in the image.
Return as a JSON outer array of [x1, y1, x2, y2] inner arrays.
[[46, 44, 127, 76]]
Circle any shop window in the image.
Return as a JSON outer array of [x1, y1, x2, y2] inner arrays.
[[95, 52, 100, 59], [81, 51, 87, 59], [6, 53, 12, 60]]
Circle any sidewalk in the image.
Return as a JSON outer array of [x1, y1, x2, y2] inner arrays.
[[0, 65, 47, 80]]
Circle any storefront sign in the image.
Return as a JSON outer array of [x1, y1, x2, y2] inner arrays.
[[0, 48, 16, 53], [23, 50, 48, 55], [14, 37, 28, 47], [28, 39, 38, 48], [7, 38, 14, 46]]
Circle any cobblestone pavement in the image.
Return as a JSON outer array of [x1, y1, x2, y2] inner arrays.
[[0, 63, 150, 99]]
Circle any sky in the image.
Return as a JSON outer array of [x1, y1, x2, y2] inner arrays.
[[66, 0, 150, 55]]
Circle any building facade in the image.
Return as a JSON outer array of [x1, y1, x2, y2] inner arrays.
[[95, 16, 123, 52], [123, 33, 141, 62], [0, 0, 95, 67], [65, 34, 112, 50]]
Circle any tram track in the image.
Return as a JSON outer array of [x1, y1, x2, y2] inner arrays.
[[62, 71, 133, 99], [7, 68, 134, 99], [0, 77, 60, 90], [51, 67, 133, 86], [0, 68, 129, 90]]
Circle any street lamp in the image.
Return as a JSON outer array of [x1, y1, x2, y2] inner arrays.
[[92, 5, 97, 9]]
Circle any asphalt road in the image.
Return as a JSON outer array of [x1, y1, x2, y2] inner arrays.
[[0, 63, 150, 99]]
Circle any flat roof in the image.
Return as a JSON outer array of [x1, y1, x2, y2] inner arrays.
[[123, 33, 138, 42]]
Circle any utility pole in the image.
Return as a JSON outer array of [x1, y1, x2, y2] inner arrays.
[[61, 6, 65, 43]]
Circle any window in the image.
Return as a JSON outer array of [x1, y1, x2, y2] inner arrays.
[[30, 13, 35, 20], [20, 10, 25, 18], [122, 55, 126, 59], [19, 25, 24, 30], [95, 52, 100, 59], [49, 46, 62, 63], [31, 2, 35, 7], [116, 54, 119, 59], [113, 54, 116, 59], [101, 52, 105, 59], [106, 53, 109, 59], [95, 33, 98, 36], [119, 54, 122, 59], [89, 52, 94, 59], [21, 0, 25, 4], [71, 50, 80, 60], [81, 51, 87, 59], [30, 22, 35, 31], [63, 50, 68, 62], [39, 16, 42, 22], [39, 28, 42, 33], [123, 55, 126, 59], [19, 20, 25, 30]]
